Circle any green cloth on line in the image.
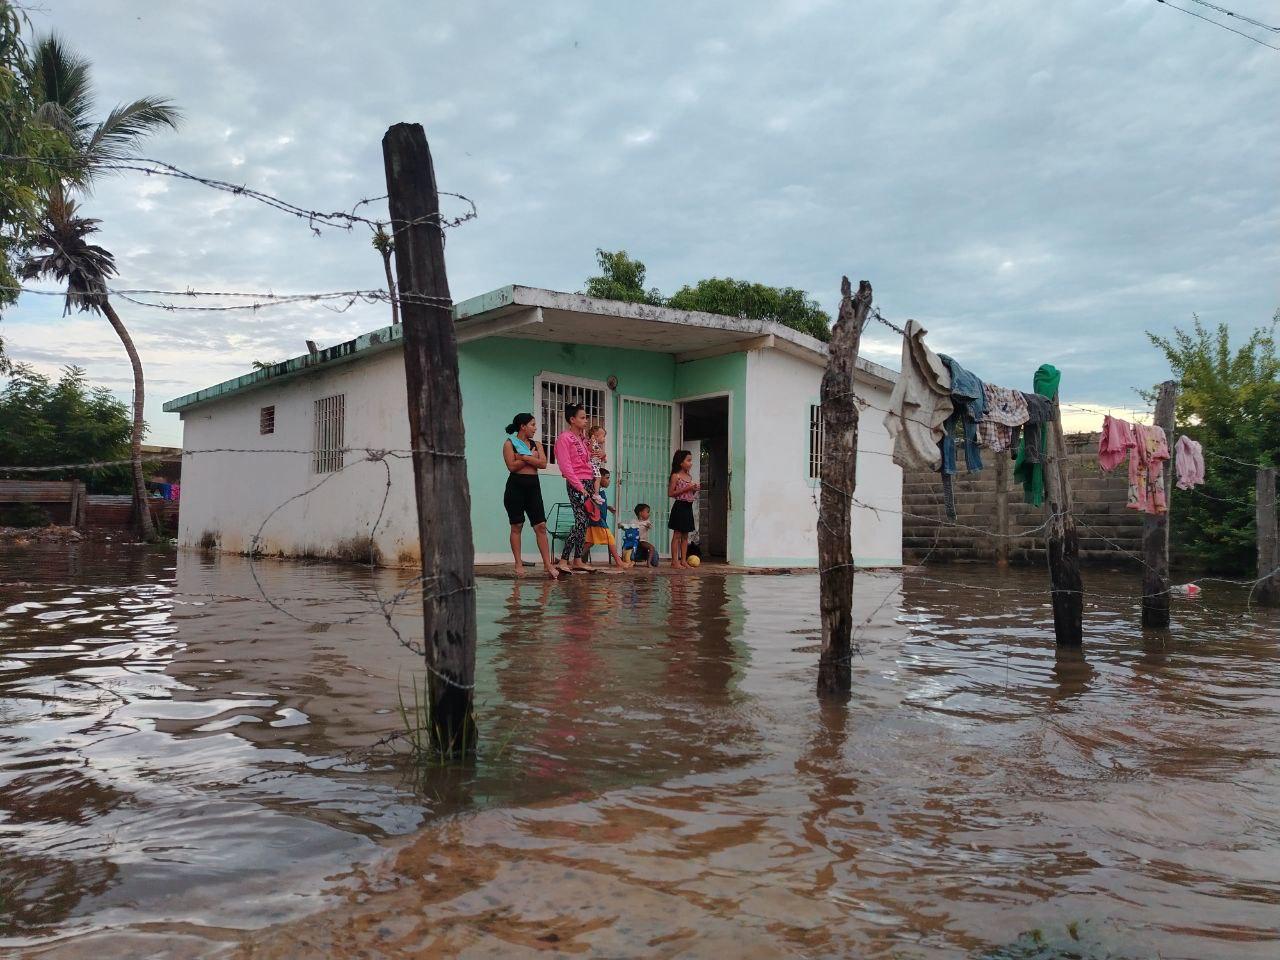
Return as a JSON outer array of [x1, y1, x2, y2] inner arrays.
[[1012, 364, 1062, 507]]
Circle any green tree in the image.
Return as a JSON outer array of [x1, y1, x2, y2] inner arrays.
[[667, 277, 831, 341], [0, 2, 72, 371], [22, 32, 180, 539], [1148, 313, 1280, 575], [0, 363, 133, 493], [584, 248, 664, 305]]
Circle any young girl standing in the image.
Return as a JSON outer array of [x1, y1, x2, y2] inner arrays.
[[667, 449, 700, 569]]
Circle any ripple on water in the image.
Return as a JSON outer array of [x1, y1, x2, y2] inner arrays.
[[0, 545, 1278, 958]]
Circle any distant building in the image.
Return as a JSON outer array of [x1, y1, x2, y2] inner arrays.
[[163, 286, 902, 567]]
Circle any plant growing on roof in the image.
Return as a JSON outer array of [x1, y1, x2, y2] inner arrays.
[[584, 248, 664, 306], [20, 32, 180, 540]]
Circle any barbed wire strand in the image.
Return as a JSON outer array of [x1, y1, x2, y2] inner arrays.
[[0, 152, 476, 238]]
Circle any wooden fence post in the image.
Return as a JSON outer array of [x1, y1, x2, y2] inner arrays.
[[1141, 380, 1177, 628], [1042, 396, 1083, 646], [994, 455, 1010, 567], [382, 122, 477, 755], [817, 277, 873, 700], [1258, 466, 1280, 607]]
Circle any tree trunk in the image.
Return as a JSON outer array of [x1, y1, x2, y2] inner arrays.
[[102, 298, 156, 541], [1257, 467, 1279, 607], [381, 246, 400, 325], [816, 277, 873, 701]]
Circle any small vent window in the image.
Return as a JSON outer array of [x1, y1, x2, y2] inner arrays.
[[259, 405, 275, 435], [313, 394, 345, 473], [809, 404, 823, 480]]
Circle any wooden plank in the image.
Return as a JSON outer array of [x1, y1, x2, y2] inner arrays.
[[0, 480, 78, 502], [1141, 380, 1177, 628], [994, 454, 1010, 567], [1258, 466, 1279, 607], [382, 122, 477, 756], [817, 277, 873, 700]]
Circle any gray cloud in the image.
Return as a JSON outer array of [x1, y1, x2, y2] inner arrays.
[[4, 0, 1277, 445]]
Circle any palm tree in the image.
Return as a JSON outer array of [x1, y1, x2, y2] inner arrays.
[[371, 224, 399, 325], [19, 194, 156, 536], [25, 34, 180, 540]]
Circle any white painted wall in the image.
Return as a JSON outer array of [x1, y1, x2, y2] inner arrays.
[[742, 349, 902, 566], [178, 342, 902, 568], [177, 349, 421, 563]]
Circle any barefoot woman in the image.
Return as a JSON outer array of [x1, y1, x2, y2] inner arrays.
[[503, 413, 558, 579], [552, 402, 595, 575]]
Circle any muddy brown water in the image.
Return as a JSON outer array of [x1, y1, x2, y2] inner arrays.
[[1, 544, 1278, 958]]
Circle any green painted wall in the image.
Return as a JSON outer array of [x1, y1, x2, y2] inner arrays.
[[674, 353, 748, 565], [459, 337, 678, 560]]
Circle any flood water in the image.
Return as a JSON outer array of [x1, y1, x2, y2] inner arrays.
[[2, 544, 1278, 958]]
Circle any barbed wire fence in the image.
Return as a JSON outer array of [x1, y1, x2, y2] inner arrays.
[[2, 151, 1276, 740]]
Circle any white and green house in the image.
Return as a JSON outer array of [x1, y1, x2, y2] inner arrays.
[[164, 286, 902, 568]]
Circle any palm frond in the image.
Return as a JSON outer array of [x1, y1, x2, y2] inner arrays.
[[29, 34, 95, 139], [84, 97, 182, 167], [17, 190, 117, 316]]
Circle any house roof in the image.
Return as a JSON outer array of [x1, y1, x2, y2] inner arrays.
[[163, 284, 898, 414]]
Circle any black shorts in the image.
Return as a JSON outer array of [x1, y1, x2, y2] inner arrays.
[[504, 473, 546, 526], [668, 499, 695, 533]]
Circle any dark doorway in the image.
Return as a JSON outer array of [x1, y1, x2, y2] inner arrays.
[[679, 396, 730, 562]]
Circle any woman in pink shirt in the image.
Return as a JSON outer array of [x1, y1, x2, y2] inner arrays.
[[553, 402, 596, 574]]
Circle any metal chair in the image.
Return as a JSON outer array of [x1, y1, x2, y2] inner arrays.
[[547, 502, 576, 556]]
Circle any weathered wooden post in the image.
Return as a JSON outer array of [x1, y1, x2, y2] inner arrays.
[[817, 277, 873, 700], [994, 455, 1010, 567], [1141, 380, 1177, 628], [1257, 466, 1280, 607], [1042, 396, 1084, 645], [382, 123, 477, 755]]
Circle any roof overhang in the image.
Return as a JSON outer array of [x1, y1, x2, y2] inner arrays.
[[164, 284, 897, 414], [456, 286, 897, 387]]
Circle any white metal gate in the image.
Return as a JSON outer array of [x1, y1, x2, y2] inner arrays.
[[618, 397, 676, 543]]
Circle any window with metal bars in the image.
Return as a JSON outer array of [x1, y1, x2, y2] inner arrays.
[[536, 374, 606, 468], [259, 405, 275, 435], [809, 403, 823, 480], [313, 394, 345, 473]]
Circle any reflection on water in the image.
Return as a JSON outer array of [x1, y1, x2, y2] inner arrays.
[[2, 545, 1278, 958]]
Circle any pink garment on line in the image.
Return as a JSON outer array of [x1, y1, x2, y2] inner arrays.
[[1098, 415, 1136, 472], [553, 429, 594, 493], [1175, 435, 1205, 490], [1127, 424, 1170, 515]]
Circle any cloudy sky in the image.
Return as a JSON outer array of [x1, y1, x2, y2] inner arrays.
[[5, 0, 1277, 445]]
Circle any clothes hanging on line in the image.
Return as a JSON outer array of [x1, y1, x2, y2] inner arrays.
[[1098, 415, 1136, 472], [1127, 424, 1170, 515], [938, 354, 986, 477], [1012, 364, 1062, 507], [976, 383, 1029, 453], [884, 319, 952, 471], [1174, 435, 1205, 490], [1019, 393, 1055, 466]]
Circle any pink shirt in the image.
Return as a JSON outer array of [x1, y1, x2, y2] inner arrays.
[[554, 429, 594, 493], [1175, 435, 1205, 490], [672, 475, 698, 502], [1098, 415, 1136, 472]]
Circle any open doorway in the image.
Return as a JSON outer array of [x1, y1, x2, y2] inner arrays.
[[679, 395, 730, 562]]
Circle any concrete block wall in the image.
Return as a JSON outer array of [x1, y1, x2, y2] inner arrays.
[[902, 432, 1143, 564]]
